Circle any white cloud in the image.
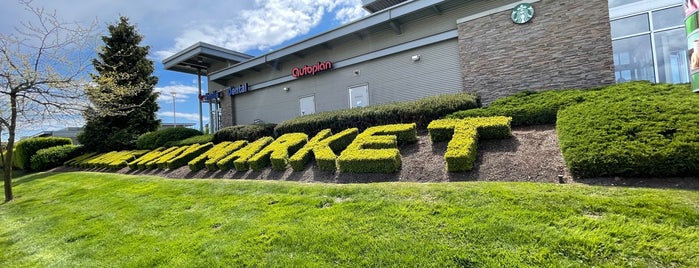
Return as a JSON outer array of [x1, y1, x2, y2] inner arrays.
[[154, 84, 201, 103], [335, 4, 369, 24], [157, 111, 208, 122], [155, 0, 367, 59]]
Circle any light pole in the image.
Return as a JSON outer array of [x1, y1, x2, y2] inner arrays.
[[171, 91, 177, 126]]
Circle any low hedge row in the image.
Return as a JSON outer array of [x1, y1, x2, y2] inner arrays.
[[212, 124, 276, 143], [428, 117, 512, 172], [428, 117, 512, 142], [274, 92, 478, 136], [248, 133, 308, 171], [337, 123, 416, 173], [557, 82, 699, 178], [187, 141, 246, 172], [167, 134, 213, 147], [64, 152, 97, 167], [447, 89, 591, 126], [13, 137, 73, 170], [289, 128, 358, 171], [217, 137, 274, 171], [30, 145, 84, 171], [128, 147, 168, 170], [67, 150, 149, 169], [167, 143, 214, 169], [151, 146, 190, 169]]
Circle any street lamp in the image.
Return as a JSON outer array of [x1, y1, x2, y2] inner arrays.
[[171, 91, 177, 126]]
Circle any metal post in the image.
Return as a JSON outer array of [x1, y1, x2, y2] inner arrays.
[[197, 68, 203, 132], [209, 102, 214, 133], [171, 91, 176, 126]]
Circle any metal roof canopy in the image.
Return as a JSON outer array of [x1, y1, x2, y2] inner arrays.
[[162, 42, 253, 75], [362, 0, 410, 13]]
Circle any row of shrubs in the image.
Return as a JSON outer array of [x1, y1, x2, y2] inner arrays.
[[65, 150, 150, 169], [336, 123, 417, 173], [556, 82, 699, 178], [64, 123, 429, 174], [445, 81, 699, 178], [447, 88, 592, 126], [273, 92, 478, 137], [428, 117, 512, 172]]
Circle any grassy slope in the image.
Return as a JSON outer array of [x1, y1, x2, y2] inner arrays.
[[1, 172, 698, 267]]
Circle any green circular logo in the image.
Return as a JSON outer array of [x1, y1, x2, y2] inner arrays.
[[511, 3, 534, 24]]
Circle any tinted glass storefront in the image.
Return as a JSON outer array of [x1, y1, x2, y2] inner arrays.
[[610, 3, 688, 83]]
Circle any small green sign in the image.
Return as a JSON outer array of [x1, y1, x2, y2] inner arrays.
[[511, 3, 534, 24]]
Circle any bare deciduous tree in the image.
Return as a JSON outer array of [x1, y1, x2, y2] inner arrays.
[[0, 0, 97, 202]]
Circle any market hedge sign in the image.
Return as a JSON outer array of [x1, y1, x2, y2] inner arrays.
[[65, 116, 512, 173]]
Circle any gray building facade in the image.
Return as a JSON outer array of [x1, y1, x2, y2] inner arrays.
[[165, 0, 680, 132]]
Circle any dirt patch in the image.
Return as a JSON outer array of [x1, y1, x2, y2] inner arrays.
[[56, 125, 698, 189]]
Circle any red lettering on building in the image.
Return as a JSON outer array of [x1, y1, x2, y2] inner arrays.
[[292, 61, 333, 78]]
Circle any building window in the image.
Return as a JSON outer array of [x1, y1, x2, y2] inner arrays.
[[610, 4, 688, 83], [348, 85, 369, 108], [299, 95, 316, 116]]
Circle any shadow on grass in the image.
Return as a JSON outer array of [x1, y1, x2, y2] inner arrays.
[[10, 171, 57, 186], [574, 177, 699, 191]]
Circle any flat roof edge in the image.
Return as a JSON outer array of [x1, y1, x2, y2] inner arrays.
[[209, 0, 447, 80]]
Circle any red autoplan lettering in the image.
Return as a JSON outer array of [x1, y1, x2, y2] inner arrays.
[[292, 61, 333, 78]]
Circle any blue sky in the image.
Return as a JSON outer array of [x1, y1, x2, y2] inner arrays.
[[0, 0, 368, 138]]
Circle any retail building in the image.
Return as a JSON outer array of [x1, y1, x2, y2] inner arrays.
[[164, 0, 685, 132]]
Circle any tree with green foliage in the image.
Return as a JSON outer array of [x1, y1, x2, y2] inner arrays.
[[79, 16, 160, 152]]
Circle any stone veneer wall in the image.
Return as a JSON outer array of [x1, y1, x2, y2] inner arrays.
[[457, 0, 615, 104]]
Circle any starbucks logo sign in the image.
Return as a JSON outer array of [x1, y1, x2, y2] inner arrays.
[[511, 3, 534, 24]]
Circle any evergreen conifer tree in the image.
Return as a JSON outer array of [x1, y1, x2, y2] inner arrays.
[[79, 17, 160, 151]]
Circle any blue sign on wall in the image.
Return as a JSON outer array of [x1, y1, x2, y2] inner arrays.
[[228, 83, 249, 96]]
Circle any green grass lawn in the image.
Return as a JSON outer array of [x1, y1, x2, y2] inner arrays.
[[1, 172, 698, 267]]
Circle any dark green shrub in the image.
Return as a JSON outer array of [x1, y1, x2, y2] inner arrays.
[[136, 127, 203, 150], [30, 145, 84, 171], [274, 93, 478, 136], [212, 124, 276, 143], [166, 134, 213, 147], [448, 89, 591, 126], [557, 82, 699, 178], [13, 137, 73, 170]]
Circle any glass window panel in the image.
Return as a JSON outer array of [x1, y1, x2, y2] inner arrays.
[[652, 6, 684, 30], [608, 0, 644, 9], [611, 14, 650, 38], [655, 28, 689, 83], [612, 34, 655, 82]]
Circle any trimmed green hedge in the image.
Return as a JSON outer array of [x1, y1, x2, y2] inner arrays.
[[187, 141, 247, 172], [167, 143, 214, 170], [69, 150, 149, 169], [289, 128, 358, 172], [212, 124, 276, 143], [151, 146, 189, 169], [557, 82, 699, 178], [30, 145, 84, 171], [447, 89, 591, 126], [167, 134, 213, 147], [337, 124, 416, 173], [248, 133, 308, 171], [136, 127, 203, 150], [13, 137, 73, 170], [275, 93, 478, 136], [429, 117, 512, 172], [64, 152, 97, 167], [444, 126, 478, 172], [128, 148, 164, 170], [217, 137, 273, 171]]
